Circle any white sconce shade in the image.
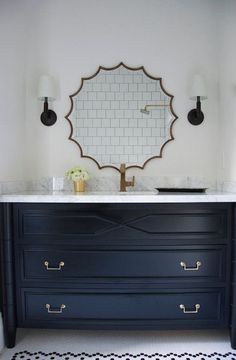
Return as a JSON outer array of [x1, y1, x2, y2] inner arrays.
[[189, 74, 207, 101], [38, 75, 56, 101]]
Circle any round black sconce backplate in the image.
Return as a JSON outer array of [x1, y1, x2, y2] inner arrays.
[[187, 109, 204, 126], [40, 110, 57, 126]]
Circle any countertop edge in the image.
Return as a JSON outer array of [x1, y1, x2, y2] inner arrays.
[[0, 193, 236, 203]]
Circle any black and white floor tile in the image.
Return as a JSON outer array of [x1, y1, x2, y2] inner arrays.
[[0, 329, 234, 360]]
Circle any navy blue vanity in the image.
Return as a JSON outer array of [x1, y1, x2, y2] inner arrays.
[[1, 200, 236, 348]]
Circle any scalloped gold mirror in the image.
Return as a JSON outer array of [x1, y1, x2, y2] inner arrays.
[[65, 63, 178, 171]]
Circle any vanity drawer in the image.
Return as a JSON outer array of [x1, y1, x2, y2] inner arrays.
[[19, 246, 226, 282], [19, 288, 226, 327], [14, 203, 230, 245]]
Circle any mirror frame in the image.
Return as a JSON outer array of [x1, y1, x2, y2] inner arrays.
[[65, 62, 178, 172]]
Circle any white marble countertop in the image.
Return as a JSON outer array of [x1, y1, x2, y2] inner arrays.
[[1, 190, 236, 203]]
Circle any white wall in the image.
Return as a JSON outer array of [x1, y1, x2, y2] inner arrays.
[[0, 0, 27, 181], [218, 0, 236, 184], [1, 0, 223, 184]]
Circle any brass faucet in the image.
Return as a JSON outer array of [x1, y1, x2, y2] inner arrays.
[[119, 163, 135, 192]]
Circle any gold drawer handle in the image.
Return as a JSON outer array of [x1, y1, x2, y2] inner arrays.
[[45, 303, 66, 314], [180, 261, 201, 271], [179, 303, 200, 314], [44, 261, 65, 271]]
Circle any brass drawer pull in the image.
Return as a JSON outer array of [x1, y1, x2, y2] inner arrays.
[[44, 261, 65, 271], [179, 303, 200, 314], [45, 303, 66, 314], [180, 261, 201, 271]]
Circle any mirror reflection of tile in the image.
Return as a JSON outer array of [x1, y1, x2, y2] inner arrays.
[[71, 65, 175, 166]]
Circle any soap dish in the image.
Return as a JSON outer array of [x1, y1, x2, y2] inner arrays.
[[156, 188, 208, 193]]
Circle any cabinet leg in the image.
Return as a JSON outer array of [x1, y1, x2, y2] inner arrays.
[[4, 327, 16, 348]]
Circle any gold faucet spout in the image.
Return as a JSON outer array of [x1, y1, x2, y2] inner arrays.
[[119, 164, 135, 192]]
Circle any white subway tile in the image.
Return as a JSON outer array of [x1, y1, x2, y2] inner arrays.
[[147, 83, 156, 92], [124, 110, 133, 118], [147, 137, 156, 145], [129, 100, 138, 109], [97, 92, 106, 100], [125, 145, 133, 154], [120, 119, 128, 127], [124, 92, 133, 100], [97, 109, 106, 118], [102, 137, 111, 145], [129, 118, 137, 127], [124, 75, 133, 83], [83, 137, 93, 146], [106, 128, 115, 136], [115, 109, 124, 118], [111, 83, 119, 92], [120, 137, 129, 145], [120, 83, 128, 92], [106, 92, 115, 101], [115, 128, 124, 136], [134, 75, 142, 83], [152, 92, 161, 101], [106, 110, 115, 118], [120, 100, 129, 109], [129, 154, 138, 163], [93, 137, 102, 146], [115, 75, 124, 83], [101, 101, 110, 109], [120, 154, 129, 163], [103, 118, 111, 127], [78, 128, 88, 137], [110, 155, 120, 164], [138, 137, 147, 145], [133, 128, 142, 136], [111, 119, 118, 127], [138, 83, 146, 92], [92, 101, 102, 110], [143, 128, 151, 137], [107, 145, 115, 154], [111, 137, 120, 145], [143, 146, 151, 154], [88, 128, 97, 136], [93, 119, 102, 127], [97, 128, 106, 136], [133, 146, 142, 154], [129, 83, 138, 92], [102, 83, 110, 92], [129, 137, 138, 145], [88, 92, 97, 101], [88, 109, 97, 118], [83, 100, 92, 109], [124, 128, 133, 136], [143, 92, 152, 101], [133, 92, 142, 100], [115, 92, 124, 101]]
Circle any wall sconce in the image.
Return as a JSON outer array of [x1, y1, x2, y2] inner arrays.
[[38, 75, 57, 126], [187, 74, 207, 126]]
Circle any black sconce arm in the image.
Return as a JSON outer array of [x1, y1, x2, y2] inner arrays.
[[187, 95, 204, 126], [40, 97, 57, 126]]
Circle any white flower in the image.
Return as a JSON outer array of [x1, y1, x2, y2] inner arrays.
[[65, 166, 90, 181]]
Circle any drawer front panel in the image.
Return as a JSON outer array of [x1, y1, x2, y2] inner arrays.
[[22, 289, 224, 323], [14, 203, 230, 244], [21, 247, 226, 281]]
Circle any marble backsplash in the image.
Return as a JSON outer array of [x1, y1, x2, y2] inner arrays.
[[0, 175, 219, 194]]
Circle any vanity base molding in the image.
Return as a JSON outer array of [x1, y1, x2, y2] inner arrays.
[[0, 202, 235, 348]]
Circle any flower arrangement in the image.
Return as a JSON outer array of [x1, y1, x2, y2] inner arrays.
[[65, 166, 90, 182]]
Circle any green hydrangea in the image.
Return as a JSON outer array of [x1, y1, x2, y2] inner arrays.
[[65, 166, 90, 182]]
